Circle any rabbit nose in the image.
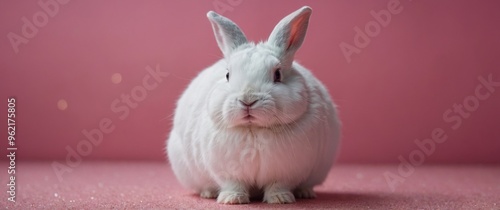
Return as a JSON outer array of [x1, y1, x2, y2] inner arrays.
[[239, 99, 258, 107]]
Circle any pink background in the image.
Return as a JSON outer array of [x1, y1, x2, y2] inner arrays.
[[1, 0, 499, 164]]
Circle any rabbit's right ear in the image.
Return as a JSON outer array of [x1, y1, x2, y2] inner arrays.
[[267, 6, 312, 60], [207, 11, 248, 58]]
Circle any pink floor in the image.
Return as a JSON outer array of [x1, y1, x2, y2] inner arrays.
[[2, 162, 499, 209]]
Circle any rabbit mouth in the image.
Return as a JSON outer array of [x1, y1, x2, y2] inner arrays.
[[243, 115, 256, 121]]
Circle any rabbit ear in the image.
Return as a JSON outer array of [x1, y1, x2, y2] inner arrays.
[[267, 6, 312, 57], [207, 11, 248, 57]]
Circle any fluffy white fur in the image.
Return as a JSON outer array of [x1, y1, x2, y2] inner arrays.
[[167, 6, 341, 204]]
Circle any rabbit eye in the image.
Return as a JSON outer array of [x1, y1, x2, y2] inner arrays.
[[226, 72, 229, 81], [274, 68, 281, 83]]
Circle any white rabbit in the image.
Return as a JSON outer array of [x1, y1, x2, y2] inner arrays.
[[167, 6, 341, 204]]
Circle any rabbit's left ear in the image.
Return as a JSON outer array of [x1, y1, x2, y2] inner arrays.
[[207, 11, 248, 58], [268, 6, 312, 58]]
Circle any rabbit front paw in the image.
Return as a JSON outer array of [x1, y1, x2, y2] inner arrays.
[[217, 191, 250, 204]]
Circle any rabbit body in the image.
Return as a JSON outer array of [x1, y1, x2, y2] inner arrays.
[[167, 6, 340, 204]]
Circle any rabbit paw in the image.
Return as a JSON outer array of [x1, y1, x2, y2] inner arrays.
[[263, 191, 296, 204], [200, 189, 218, 199], [293, 187, 316, 199], [217, 191, 250, 204]]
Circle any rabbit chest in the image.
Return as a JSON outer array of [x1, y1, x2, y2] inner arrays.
[[197, 122, 320, 187]]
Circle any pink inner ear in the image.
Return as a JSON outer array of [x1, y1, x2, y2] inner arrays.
[[287, 16, 304, 51]]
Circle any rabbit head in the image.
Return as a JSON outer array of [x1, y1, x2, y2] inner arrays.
[[206, 7, 313, 128]]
